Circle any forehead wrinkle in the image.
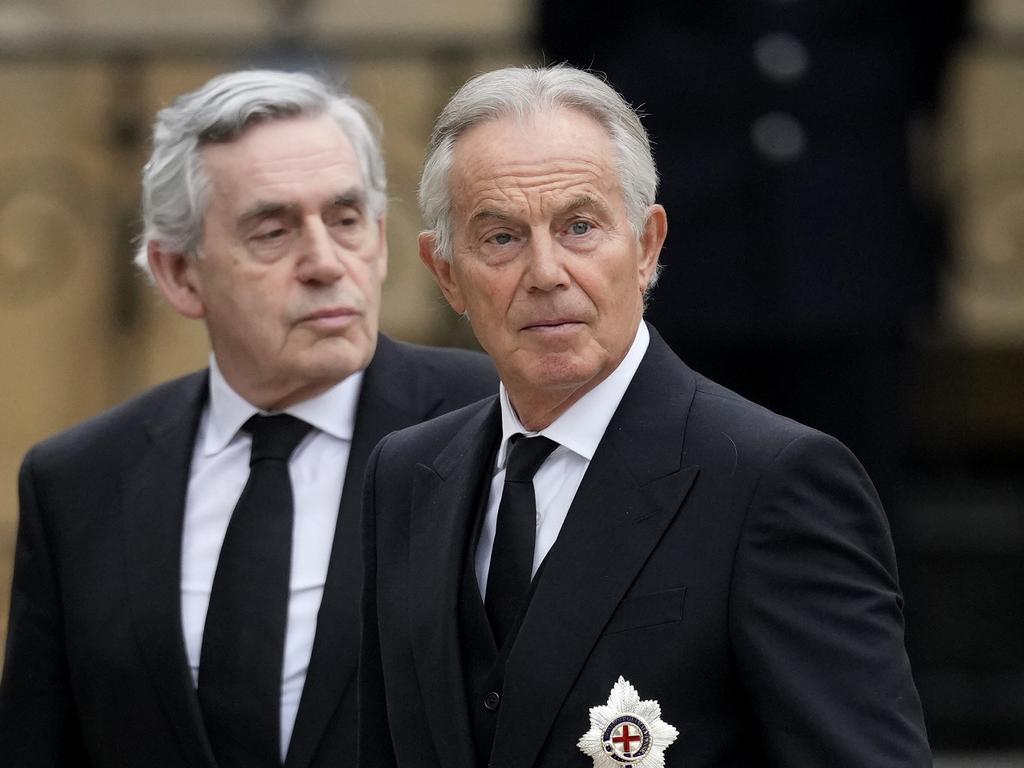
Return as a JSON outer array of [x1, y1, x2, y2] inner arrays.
[[462, 166, 611, 212], [453, 121, 622, 227], [484, 156, 607, 188]]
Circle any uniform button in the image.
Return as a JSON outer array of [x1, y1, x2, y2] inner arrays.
[[753, 32, 809, 83], [483, 691, 501, 711], [750, 112, 806, 163]]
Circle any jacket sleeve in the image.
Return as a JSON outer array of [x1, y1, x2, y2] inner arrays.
[[0, 449, 88, 765], [729, 432, 931, 767]]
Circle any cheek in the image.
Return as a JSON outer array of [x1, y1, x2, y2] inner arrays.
[[348, 251, 386, 291], [468, 281, 513, 328], [465, 262, 513, 301], [233, 278, 294, 335], [368, 258, 389, 292], [597, 260, 641, 304]]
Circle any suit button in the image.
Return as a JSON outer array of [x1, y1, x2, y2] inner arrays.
[[751, 112, 806, 163], [753, 33, 809, 83], [483, 691, 501, 710]]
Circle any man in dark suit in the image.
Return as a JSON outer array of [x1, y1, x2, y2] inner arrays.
[[358, 65, 930, 767], [0, 70, 495, 767]]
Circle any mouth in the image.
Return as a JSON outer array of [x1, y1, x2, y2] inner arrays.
[[297, 307, 360, 331], [520, 319, 585, 333]]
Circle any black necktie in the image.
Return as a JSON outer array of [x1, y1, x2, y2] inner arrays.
[[198, 413, 312, 768], [485, 434, 558, 648]]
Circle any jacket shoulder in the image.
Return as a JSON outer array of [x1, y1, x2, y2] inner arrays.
[[24, 371, 206, 472], [385, 338, 497, 405], [686, 373, 846, 468]]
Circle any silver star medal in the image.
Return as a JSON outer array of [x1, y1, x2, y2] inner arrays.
[[578, 676, 678, 768]]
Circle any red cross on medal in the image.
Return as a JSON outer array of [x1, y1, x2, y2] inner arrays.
[[578, 677, 678, 768]]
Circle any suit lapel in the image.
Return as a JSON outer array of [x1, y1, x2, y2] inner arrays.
[[491, 328, 701, 768], [409, 399, 501, 768], [121, 373, 217, 768], [287, 336, 448, 768]]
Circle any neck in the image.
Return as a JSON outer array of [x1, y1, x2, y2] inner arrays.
[[506, 380, 595, 432]]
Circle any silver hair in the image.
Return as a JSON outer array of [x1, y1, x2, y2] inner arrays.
[[418, 64, 659, 264], [135, 69, 387, 278]]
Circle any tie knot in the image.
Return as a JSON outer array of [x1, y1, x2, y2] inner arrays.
[[505, 435, 558, 482], [243, 414, 313, 464]]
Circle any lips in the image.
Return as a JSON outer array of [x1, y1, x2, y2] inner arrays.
[[301, 307, 357, 322], [297, 306, 360, 331], [521, 318, 582, 330]]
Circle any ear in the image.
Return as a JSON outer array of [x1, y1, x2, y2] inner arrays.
[[375, 215, 389, 281], [147, 241, 206, 319], [418, 231, 466, 314], [638, 204, 667, 293]]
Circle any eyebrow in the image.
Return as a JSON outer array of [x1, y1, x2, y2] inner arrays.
[[236, 202, 296, 232], [558, 194, 612, 219], [467, 207, 517, 228], [328, 187, 368, 210], [236, 187, 369, 230], [467, 194, 613, 229]]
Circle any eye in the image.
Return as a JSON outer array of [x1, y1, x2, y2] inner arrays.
[[325, 206, 363, 228], [569, 220, 592, 235], [490, 232, 514, 246], [252, 226, 288, 242]]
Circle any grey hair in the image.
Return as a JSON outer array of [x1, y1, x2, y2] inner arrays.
[[418, 64, 659, 263], [135, 69, 387, 278]]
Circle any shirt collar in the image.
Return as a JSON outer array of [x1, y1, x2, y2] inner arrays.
[[496, 322, 649, 469], [202, 355, 363, 456]]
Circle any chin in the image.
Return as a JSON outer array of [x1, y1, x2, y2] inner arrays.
[[526, 357, 601, 391], [324, 354, 370, 379], [295, 351, 363, 384], [316, 335, 375, 366]]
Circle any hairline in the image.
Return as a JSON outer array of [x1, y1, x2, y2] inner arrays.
[[135, 71, 387, 279], [419, 71, 657, 268]]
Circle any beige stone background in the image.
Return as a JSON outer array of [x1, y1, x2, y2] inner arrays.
[[0, 0, 1023, 760], [0, 0, 534, 643]]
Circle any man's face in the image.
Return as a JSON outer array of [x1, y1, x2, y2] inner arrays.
[[421, 108, 665, 429], [184, 114, 387, 409]]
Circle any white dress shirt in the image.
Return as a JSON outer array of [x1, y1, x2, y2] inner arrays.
[[180, 356, 362, 761], [475, 322, 650, 597]]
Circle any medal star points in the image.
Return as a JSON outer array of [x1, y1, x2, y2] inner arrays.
[[577, 676, 679, 768]]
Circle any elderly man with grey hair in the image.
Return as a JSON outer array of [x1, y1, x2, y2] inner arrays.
[[358, 64, 930, 767], [0, 69, 495, 768]]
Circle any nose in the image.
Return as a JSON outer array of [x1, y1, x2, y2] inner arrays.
[[524, 231, 568, 293], [295, 218, 345, 284]]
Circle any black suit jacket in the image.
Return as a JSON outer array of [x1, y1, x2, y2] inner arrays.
[[359, 327, 930, 767], [0, 335, 496, 768]]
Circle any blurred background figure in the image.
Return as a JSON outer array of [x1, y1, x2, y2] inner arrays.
[[0, 0, 1021, 762], [539, 0, 967, 512]]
